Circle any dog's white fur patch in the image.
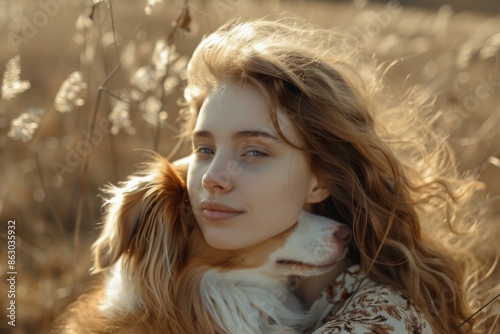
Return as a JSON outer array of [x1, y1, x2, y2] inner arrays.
[[100, 261, 139, 314]]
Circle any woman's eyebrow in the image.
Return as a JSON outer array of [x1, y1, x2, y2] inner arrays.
[[233, 130, 281, 143], [191, 130, 281, 143], [191, 130, 212, 139]]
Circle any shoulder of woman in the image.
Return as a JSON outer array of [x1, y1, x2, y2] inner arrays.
[[306, 265, 434, 334]]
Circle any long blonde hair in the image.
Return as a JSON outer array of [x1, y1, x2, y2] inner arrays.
[[182, 16, 496, 333]]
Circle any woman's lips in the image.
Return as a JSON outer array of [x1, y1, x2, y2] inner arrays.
[[200, 201, 244, 221], [201, 209, 243, 221]]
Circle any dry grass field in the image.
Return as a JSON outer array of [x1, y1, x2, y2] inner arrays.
[[0, 0, 499, 333]]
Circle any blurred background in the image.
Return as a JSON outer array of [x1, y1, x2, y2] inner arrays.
[[0, 0, 499, 332]]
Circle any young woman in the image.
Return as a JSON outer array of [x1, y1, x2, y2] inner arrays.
[[181, 16, 494, 333]]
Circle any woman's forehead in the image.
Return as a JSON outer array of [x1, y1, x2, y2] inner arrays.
[[195, 83, 302, 146]]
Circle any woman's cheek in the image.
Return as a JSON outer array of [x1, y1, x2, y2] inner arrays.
[[187, 165, 202, 195]]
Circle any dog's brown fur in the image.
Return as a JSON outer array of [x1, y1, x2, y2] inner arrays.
[[51, 156, 303, 333]]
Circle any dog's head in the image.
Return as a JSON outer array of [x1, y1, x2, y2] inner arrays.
[[267, 210, 351, 277], [185, 210, 351, 276]]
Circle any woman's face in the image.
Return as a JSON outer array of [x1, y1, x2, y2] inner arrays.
[[187, 82, 328, 249]]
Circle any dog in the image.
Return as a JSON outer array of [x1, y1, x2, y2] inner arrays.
[[52, 156, 351, 333]]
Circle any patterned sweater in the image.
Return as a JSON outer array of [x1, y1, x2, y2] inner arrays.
[[303, 265, 434, 334]]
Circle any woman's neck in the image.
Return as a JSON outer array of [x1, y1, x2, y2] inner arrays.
[[295, 256, 354, 310]]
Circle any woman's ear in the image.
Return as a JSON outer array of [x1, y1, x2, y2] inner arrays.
[[305, 174, 330, 204]]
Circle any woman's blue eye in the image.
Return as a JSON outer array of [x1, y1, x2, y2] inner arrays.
[[244, 150, 267, 157], [195, 147, 214, 155]]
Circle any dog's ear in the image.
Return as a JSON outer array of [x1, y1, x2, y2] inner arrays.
[[91, 176, 149, 272], [91, 157, 189, 273]]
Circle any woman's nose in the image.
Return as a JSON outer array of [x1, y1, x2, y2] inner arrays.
[[201, 157, 235, 193]]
